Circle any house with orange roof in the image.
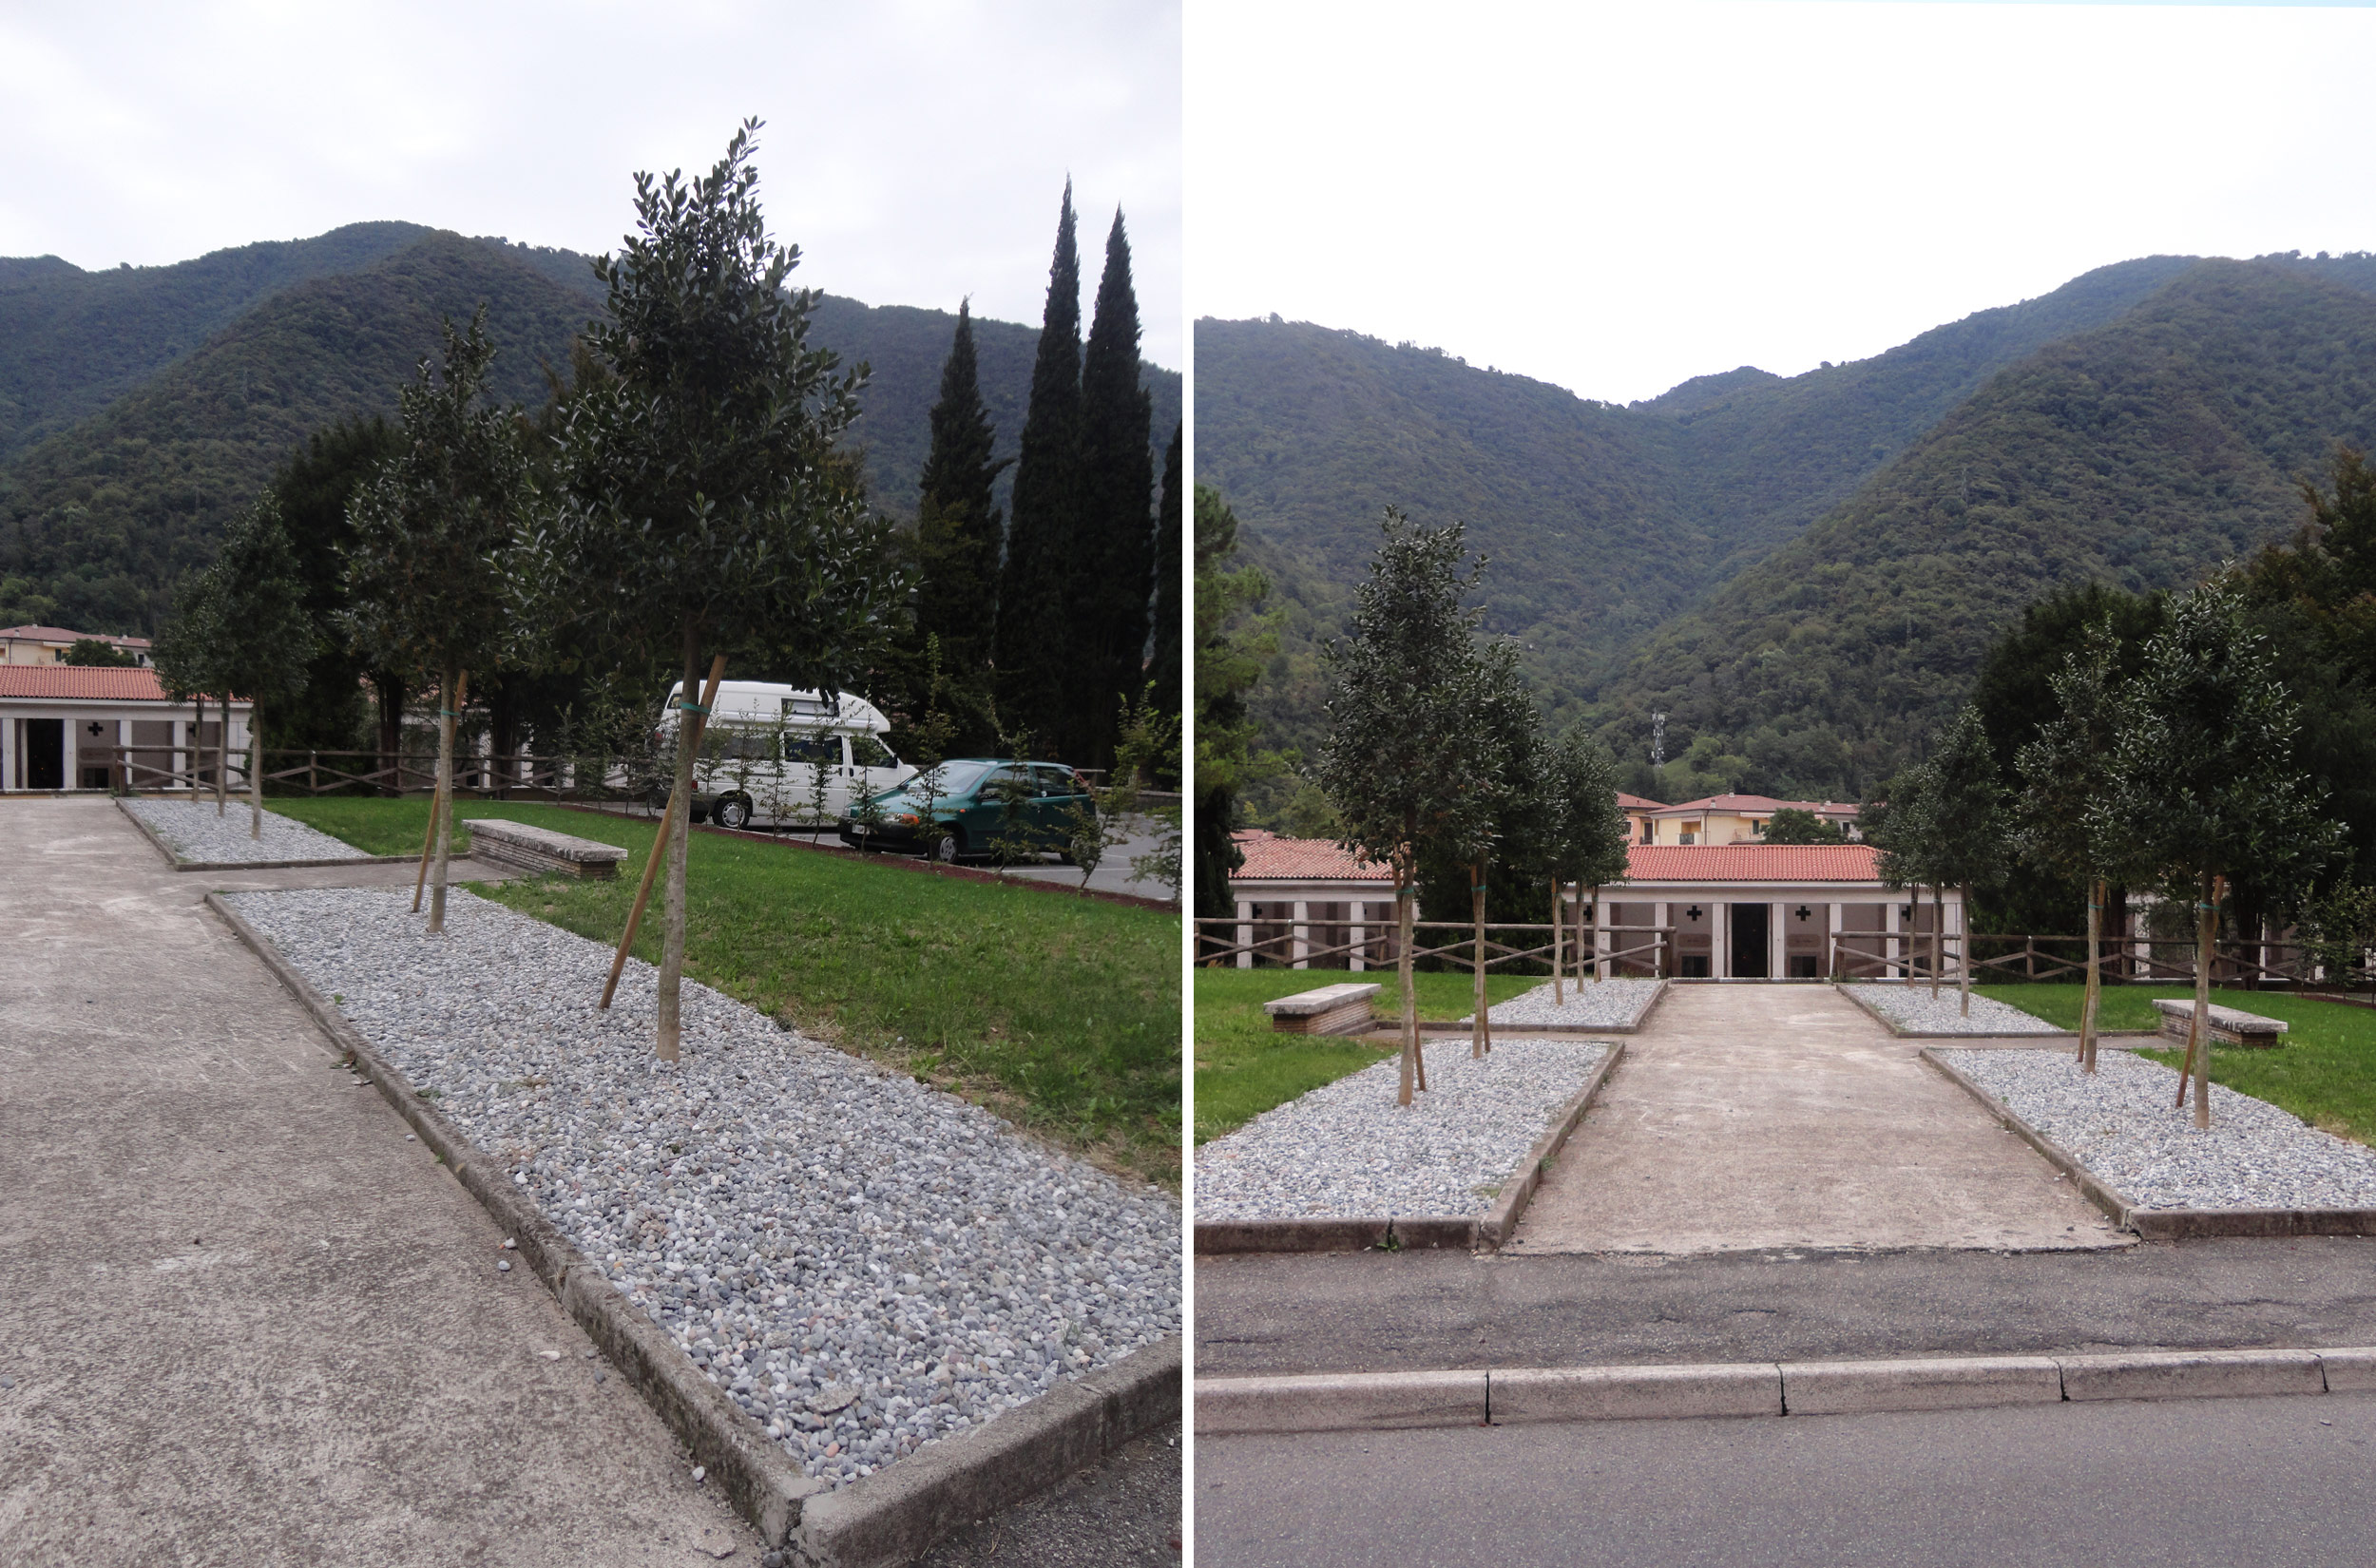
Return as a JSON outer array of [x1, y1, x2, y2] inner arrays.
[[1215, 831, 1954, 982], [1, 665, 248, 793], [0, 623, 154, 667], [1644, 792, 1860, 846]]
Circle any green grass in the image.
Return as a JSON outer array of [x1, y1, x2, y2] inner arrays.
[[1194, 966, 1543, 1144], [271, 798, 1181, 1183], [270, 794, 470, 857], [1975, 983, 2376, 1145]]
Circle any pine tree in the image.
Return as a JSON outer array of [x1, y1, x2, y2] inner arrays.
[[1072, 209, 1156, 769], [910, 300, 1008, 751], [995, 182, 1083, 761], [1146, 421, 1183, 717]]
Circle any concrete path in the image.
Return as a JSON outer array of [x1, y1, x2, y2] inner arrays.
[[0, 797, 757, 1566], [1508, 983, 2121, 1254]]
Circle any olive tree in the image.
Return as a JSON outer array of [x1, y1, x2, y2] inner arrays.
[[532, 121, 902, 1060], [343, 313, 530, 934], [1452, 640, 1540, 1061], [1543, 728, 1634, 998], [1926, 706, 2013, 1017], [2095, 581, 2342, 1127], [1313, 510, 1500, 1106]]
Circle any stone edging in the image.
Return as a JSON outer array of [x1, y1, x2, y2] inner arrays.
[[1193, 1041, 1628, 1256], [1195, 1346, 2376, 1434], [114, 795, 415, 872], [1831, 979, 2156, 1042], [202, 891, 1181, 1566], [1917, 1046, 2376, 1241]]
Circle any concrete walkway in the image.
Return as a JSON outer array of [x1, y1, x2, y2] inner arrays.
[[1508, 983, 2123, 1254], [0, 797, 757, 1566]]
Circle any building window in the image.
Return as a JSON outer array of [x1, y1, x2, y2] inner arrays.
[[1679, 832, 1697, 846]]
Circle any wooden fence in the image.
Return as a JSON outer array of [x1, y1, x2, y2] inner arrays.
[[100, 746, 662, 801], [1194, 916, 1674, 976]]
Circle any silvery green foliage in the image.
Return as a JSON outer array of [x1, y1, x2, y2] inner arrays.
[[529, 120, 902, 692], [155, 491, 315, 714], [2015, 618, 2139, 887], [1542, 728, 1633, 892], [2091, 580, 2342, 909], [340, 311, 528, 689]]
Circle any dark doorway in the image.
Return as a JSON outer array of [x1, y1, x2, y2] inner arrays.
[[1730, 902, 1770, 978], [26, 718, 65, 790]]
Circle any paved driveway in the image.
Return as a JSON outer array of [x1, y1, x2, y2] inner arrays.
[[1508, 983, 2122, 1253]]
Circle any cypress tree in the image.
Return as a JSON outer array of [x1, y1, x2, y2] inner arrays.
[[995, 182, 1083, 758], [1072, 208, 1156, 768], [914, 300, 1008, 677], [1146, 420, 1183, 717]]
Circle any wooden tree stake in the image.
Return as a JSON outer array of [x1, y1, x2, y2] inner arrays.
[[602, 655, 725, 1009]]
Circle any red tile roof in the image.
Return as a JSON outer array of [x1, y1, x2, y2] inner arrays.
[[0, 625, 152, 647], [1651, 793, 1860, 817], [1615, 792, 1667, 810], [1232, 829, 1394, 882], [0, 665, 180, 701], [1623, 843, 1882, 883]]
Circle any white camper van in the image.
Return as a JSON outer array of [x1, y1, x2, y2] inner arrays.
[[654, 681, 917, 830]]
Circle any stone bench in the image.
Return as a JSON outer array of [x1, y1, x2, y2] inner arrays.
[[2155, 998, 2288, 1048], [1264, 982, 1381, 1037], [460, 817, 627, 880]]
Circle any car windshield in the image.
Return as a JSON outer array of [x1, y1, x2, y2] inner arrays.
[[897, 760, 996, 797]]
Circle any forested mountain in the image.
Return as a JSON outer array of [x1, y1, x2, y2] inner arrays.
[[1198, 251, 2376, 805], [0, 224, 1178, 636]]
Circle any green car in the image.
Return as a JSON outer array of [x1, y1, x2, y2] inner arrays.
[[837, 759, 1092, 862]]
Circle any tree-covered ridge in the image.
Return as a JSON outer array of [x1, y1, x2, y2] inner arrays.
[[1598, 260, 2376, 798], [0, 227, 1178, 637]]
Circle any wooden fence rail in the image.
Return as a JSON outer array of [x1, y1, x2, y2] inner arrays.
[[1193, 916, 1674, 976], [96, 747, 663, 800]]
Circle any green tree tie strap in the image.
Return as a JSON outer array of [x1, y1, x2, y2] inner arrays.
[[677, 701, 710, 715]]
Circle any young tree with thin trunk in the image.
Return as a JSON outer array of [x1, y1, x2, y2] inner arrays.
[[2095, 581, 2342, 1127], [534, 121, 900, 1061], [1543, 728, 1634, 996], [344, 312, 529, 932], [2015, 620, 2137, 1072], [1869, 764, 1947, 996], [1314, 510, 1499, 1105], [1453, 641, 1539, 1061], [1925, 706, 2013, 1017]]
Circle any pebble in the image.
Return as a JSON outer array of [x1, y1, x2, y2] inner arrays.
[[1196, 1039, 1609, 1219], [1847, 985, 2063, 1035], [1465, 978, 1664, 1029], [123, 798, 368, 863], [497, 1260, 512, 1273], [1940, 1047, 2376, 1210], [226, 886, 1180, 1489]]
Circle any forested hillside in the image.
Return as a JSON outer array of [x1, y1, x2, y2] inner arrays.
[[0, 227, 1177, 635], [1198, 251, 2376, 806]]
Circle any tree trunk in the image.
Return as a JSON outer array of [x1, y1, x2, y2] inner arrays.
[[374, 671, 406, 795], [1958, 883, 1972, 1016], [1930, 885, 1943, 1001], [249, 711, 263, 839], [1395, 875, 1419, 1106], [657, 628, 702, 1061], [428, 667, 463, 935], [1552, 878, 1564, 1006], [217, 698, 228, 815], [1590, 886, 1602, 982], [2080, 877, 2103, 1074], [1471, 864, 1488, 1060], [2190, 874, 2218, 1129]]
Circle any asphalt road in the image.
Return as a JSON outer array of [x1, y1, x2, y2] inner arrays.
[[916, 1421, 1181, 1567], [1197, 1392, 2376, 1566], [1197, 1237, 2376, 1376]]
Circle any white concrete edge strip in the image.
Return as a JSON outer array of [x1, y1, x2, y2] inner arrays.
[[1195, 1348, 2376, 1434], [1477, 1040, 1627, 1250], [202, 891, 1181, 1567], [112, 794, 414, 871]]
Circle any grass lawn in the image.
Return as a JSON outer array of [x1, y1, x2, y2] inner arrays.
[[269, 794, 472, 857], [1975, 983, 2376, 1145], [271, 798, 1181, 1184], [1194, 966, 1544, 1144]]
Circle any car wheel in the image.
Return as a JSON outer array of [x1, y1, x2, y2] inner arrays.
[[929, 829, 962, 863], [716, 795, 752, 831]]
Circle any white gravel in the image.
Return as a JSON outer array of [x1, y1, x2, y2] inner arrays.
[[1195, 1039, 1609, 1220], [1848, 984, 2062, 1035], [1465, 978, 1664, 1029], [224, 886, 1179, 1488], [125, 797, 369, 864], [1940, 1047, 2376, 1212]]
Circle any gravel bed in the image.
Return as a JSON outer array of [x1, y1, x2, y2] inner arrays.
[[1464, 977, 1664, 1029], [125, 797, 369, 863], [224, 886, 1179, 1488], [1940, 1047, 2376, 1212], [1848, 984, 2062, 1035], [1195, 1039, 1609, 1220]]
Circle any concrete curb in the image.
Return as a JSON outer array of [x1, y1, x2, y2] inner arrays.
[[1478, 1040, 1626, 1249], [203, 891, 1181, 1566], [1832, 979, 2158, 1041], [1435, 975, 1672, 1038], [1194, 1042, 1628, 1256], [1194, 1346, 2376, 1434], [114, 794, 417, 872], [1918, 1046, 2376, 1240]]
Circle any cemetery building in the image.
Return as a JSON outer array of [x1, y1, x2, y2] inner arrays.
[[1222, 832, 1959, 980], [0, 665, 248, 793]]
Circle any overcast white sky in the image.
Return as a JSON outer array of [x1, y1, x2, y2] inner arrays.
[[1188, 0, 2376, 404], [0, 0, 1181, 367]]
